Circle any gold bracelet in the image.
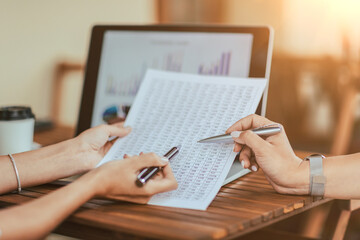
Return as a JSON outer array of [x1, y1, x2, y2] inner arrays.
[[8, 154, 21, 193]]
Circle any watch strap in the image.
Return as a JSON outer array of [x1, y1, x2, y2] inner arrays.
[[306, 154, 326, 196]]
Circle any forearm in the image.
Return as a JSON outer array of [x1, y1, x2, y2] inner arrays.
[[290, 153, 360, 199], [0, 173, 97, 240], [0, 138, 91, 194], [322, 153, 360, 199]]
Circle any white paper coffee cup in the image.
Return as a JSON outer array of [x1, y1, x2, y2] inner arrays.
[[0, 106, 35, 155]]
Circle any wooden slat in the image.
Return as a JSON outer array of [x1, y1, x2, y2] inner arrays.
[[73, 207, 227, 240], [217, 191, 302, 215], [219, 188, 307, 208], [0, 193, 33, 206], [97, 205, 231, 239], [207, 206, 261, 227]]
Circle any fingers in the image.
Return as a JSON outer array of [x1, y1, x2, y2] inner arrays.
[[132, 154, 177, 195], [234, 130, 269, 172], [233, 143, 242, 152], [144, 164, 178, 194], [239, 146, 251, 168], [238, 146, 259, 172], [232, 130, 271, 155], [132, 153, 169, 169], [123, 153, 177, 196], [124, 152, 142, 159], [226, 114, 275, 133], [249, 156, 259, 172], [104, 123, 132, 138], [111, 121, 125, 127]]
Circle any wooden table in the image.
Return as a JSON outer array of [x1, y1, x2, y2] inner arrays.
[[0, 126, 355, 239]]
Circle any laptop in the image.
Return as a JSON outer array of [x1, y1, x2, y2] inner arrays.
[[76, 25, 274, 184]]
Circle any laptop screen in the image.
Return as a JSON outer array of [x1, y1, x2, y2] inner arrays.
[[91, 30, 253, 127]]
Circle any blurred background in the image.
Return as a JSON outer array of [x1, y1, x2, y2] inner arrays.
[[1, 0, 360, 239], [0, 0, 359, 153]]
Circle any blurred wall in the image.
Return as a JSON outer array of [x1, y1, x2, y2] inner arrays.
[[222, 0, 360, 153], [222, 0, 285, 53], [157, 0, 360, 153], [223, 0, 360, 58], [0, 0, 156, 123]]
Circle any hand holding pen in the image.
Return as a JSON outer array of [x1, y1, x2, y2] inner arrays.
[[224, 114, 304, 175], [224, 114, 308, 195], [125, 146, 181, 187], [198, 118, 283, 173]]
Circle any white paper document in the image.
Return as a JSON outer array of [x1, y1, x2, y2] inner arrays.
[[99, 70, 267, 210]]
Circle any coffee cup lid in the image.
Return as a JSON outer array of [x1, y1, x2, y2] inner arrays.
[[0, 106, 35, 120]]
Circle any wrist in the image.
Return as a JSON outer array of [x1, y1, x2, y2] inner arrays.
[[43, 138, 95, 177], [275, 157, 310, 195], [8, 138, 94, 188], [293, 160, 310, 194], [68, 137, 98, 172], [80, 167, 109, 197], [76, 170, 100, 198], [61, 171, 99, 205]]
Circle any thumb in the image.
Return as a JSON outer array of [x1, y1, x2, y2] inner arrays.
[[231, 130, 271, 153], [106, 124, 132, 137]]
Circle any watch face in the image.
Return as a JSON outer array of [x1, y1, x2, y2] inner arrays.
[[310, 154, 325, 158], [305, 154, 325, 160]]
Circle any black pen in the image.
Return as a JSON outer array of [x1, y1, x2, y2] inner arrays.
[[135, 145, 181, 187]]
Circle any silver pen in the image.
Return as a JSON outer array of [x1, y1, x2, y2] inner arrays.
[[198, 125, 282, 144]]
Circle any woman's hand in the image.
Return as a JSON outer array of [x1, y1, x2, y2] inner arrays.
[[86, 152, 178, 204], [226, 114, 309, 195], [73, 122, 131, 169], [0, 122, 131, 194], [0, 152, 177, 240]]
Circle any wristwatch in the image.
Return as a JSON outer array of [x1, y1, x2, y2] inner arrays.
[[305, 154, 326, 196]]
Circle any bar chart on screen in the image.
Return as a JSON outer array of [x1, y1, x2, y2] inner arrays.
[[198, 52, 231, 76], [104, 51, 234, 97], [91, 31, 253, 126]]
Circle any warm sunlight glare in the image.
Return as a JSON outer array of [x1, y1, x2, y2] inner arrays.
[[328, 0, 360, 27]]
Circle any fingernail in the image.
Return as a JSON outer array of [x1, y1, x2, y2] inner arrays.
[[251, 165, 258, 172], [241, 160, 245, 168], [231, 131, 241, 138], [161, 157, 169, 163]]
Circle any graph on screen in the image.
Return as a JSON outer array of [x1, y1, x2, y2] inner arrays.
[[105, 52, 184, 96], [198, 52, 231, 76], [91, 31, 253, 126]]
